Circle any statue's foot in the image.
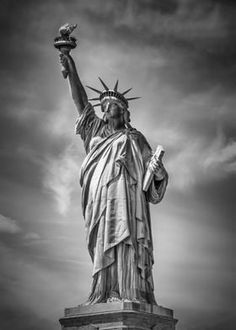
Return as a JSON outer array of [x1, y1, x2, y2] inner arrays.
[[122, 297, 147, 304], [106, 291, 122, 303]]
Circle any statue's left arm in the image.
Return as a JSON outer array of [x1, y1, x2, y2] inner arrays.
[[138, 132, 168, 204], [146, 161, 168, 204]]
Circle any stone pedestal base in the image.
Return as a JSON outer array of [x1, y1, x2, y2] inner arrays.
[[59, 302, 178, 330]]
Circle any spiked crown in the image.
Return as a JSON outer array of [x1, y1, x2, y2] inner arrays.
[[87, 78, 140, 111]]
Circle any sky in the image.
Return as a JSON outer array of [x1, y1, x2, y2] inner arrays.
[[0, 0, 235, 329]]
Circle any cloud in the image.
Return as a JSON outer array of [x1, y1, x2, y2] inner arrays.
[[43, 98, 76, 139], [81, 0, 231, 48], [142, 83, 236, 191], [203, 130, 236, 175], [40, 96, 83, 215], [0, 306, 56, 330], [0, 236, 90, 330], [166, 128, 236, 190], [0, 214, 21, 234], [24, 232, 41, 240], [43, 143, 80, 215], [79, 0, 236, 96], [0, 214, 42, 247]]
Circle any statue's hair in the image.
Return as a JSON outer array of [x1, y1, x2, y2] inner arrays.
[[124, 108, 131, 124]]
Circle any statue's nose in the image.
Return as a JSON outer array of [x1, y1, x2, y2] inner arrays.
[[111, 107, 121, 116]]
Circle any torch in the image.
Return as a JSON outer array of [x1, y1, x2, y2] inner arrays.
[[54, 23, 77, 78]]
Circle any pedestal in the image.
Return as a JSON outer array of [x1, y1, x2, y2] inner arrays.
[[59, 301, 178, 330]]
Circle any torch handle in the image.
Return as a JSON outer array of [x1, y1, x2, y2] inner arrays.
[[61, 65, 68, 79]]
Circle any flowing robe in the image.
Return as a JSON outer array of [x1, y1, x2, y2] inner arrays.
[[76, 103, 168, 304]]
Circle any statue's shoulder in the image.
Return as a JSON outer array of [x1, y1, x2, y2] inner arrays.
[[129, 128, 151, 150], [130, 128, 147, 140]]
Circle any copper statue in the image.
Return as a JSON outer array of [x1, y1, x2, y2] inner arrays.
[[55, 24, 168, 305]]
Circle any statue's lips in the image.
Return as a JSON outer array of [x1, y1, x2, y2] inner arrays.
[[107, 109, 124, 120]]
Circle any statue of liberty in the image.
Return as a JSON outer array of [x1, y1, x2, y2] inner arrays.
[[55, 24, 168, 306]]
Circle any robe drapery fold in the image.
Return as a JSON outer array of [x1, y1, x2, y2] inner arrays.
[[76, 103, 168, 304]]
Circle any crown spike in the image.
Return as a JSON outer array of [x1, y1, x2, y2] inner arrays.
[[114, 80, 119, 91], [98, 77, 109, 91], [87, 80, 140, 109], [126, 97, 141, 101], [122, 88, 132, 96], [86, 86, 102, 94]]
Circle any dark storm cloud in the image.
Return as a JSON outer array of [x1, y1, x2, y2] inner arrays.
[[2, 0, 235, 109], [0, 1, 74, 190], [0, 226, 90, 330], [0, 0, 67, 120], [0, 108, 72, 190], [0, 306, 56, 330], [79, 0, 236, 93]]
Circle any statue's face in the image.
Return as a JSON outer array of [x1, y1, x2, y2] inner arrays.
[[105, 102, 125, 120]]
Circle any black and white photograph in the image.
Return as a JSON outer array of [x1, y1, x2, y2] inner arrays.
[[0, 1, 235, 329]]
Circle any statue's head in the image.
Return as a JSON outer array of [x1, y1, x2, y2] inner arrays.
[[102, 100, 131, 126], [86, 78, 139, 126]]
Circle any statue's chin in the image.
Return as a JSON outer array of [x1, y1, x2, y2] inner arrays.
[[108, 117, 125, 130]]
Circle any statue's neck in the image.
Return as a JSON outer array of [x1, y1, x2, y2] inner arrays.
[[108, 118, 126, 132]]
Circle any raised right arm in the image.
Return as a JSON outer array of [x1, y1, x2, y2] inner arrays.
[[60, 53, 88, 115]]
